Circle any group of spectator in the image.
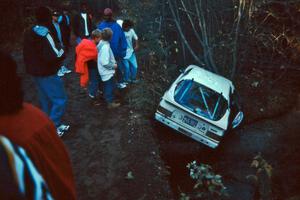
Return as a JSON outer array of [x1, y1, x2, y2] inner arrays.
[[23, 3, 140, 136], [0, 2, 140, 199], [75, 5, 140, 108]]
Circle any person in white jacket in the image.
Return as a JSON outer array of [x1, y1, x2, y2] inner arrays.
[[97, 28, 121, 109]]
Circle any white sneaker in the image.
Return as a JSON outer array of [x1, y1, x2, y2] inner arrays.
[[117, 83, 127, 89], [57, 69, 64, 77], [56, 124, 70, 137], [57, 128, 65, 137], [61, 66, 72, 74], [88, 94, 95, 99]]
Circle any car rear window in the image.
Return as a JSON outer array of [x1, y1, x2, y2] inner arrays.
[[174, 79, 228, 121]]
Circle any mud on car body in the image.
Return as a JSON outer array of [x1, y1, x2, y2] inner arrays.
[[155, 65, 244, 148]]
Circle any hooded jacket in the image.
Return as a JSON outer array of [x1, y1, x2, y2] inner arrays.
[[75, 39, 98, 87], [23, 25, 64, 77]]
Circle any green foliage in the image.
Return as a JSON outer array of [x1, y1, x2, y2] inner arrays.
[[181, 161, 228, 200]]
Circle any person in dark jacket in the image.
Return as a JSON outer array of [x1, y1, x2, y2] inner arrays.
[[49, 10, 72, 76], [73, 2, 93, 44], [49, 10, 64, 49], [98, 8, 128, 89], [23, 6, 70, 136], [59, 7, 71, 49]]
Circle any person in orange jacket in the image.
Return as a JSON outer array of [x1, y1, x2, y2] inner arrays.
[[75, 29, 102, 99]]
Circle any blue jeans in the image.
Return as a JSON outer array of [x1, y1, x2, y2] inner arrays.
[[122, 53, 138, 82], [103, 76, 116, 103], [88, 67, 100, 97], [33, 75, 67, 127]]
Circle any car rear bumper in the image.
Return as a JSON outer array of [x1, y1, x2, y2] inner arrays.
[[155, 112, 219, 148]]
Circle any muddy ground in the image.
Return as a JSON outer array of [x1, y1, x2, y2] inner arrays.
[[14, 40, 300, 200]]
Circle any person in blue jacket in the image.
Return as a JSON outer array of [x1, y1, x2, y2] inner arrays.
[[97, 8, 128, 89]]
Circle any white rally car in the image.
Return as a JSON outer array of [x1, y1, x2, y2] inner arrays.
[[155, 65, 244, 148]]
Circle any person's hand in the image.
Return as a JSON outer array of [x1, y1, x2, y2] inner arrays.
[[58, 49, 64, 57], [114, 64, 118, 69]]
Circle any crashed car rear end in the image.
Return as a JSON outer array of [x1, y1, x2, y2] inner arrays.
[[155, 65, 243, 148]]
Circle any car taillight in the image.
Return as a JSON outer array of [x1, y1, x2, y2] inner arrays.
[[157, 106, 173, 117], [206, 131, 222, 141]]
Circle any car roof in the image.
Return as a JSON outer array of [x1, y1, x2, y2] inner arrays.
[[181, 65, 234, 99]]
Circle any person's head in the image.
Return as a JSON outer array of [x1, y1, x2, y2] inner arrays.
[[103, 8, 113, 21], [101, 28, 113, 41], [122, 19, 134, 32], [0, 52, 23, 115], [80, 2, 88, 13], [35, 6, 52, 25], [52, 11, 60, 22], [91, 29, 102, 44], [61, 3, 70, 14]]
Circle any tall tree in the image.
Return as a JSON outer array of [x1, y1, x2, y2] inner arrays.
[[167, 0, 252, 78]]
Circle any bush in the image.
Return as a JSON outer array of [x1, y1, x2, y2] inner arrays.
[[180, 161, 228, 200]]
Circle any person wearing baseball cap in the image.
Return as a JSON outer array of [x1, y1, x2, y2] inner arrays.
[[49, 9, 72, 77], [49, 10, 64, 50], [103, 7, 113, 16], [97, 8, 128, 89]]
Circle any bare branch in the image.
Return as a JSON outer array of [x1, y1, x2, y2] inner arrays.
[[167, 0, 204, 65]]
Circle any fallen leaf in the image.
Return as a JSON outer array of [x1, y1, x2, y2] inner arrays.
[[251, 81, 259, 87], [125, 171, 134, 180]]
